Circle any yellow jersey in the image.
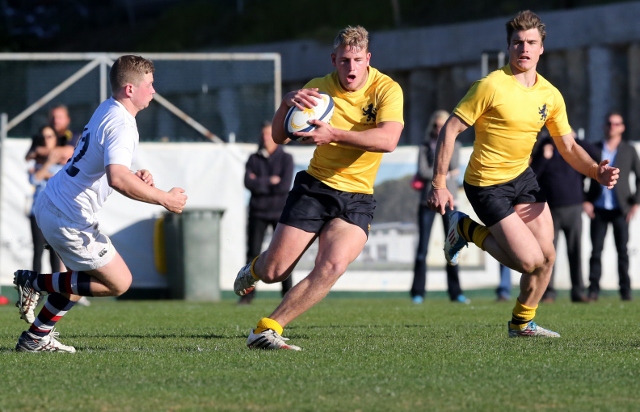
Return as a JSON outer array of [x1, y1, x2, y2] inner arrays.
[[304, 67, 404, 194], [454, 65, 572, 187]]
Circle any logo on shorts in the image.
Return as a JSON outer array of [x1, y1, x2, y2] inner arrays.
[[98, 248, 108, 257], [538, 104, 548, 122]]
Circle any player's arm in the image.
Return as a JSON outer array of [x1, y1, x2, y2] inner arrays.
[[244, 157, 273, 194], [273, 154, 294, 194], [552, 133, 619, 189], [106, 164, 187, 213], [426, 114, 468, 215], [300, 120, 403, 153], [271, 88, 322, 145]]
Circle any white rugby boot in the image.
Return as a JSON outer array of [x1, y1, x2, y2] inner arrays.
[[508, 321, 560, 338], [14, 270, 44, 324], [246, 329, 301, 351], [15, 328, 76, 353]]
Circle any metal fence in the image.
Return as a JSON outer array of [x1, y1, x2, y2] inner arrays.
[[0, 52, 281, 143]]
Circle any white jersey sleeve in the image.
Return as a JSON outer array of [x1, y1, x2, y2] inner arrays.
[[44, 98, 139, 224]]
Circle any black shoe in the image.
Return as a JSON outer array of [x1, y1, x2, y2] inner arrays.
[[588, 291, 599, 302], [571, 295, 591, 303], [238, 293, 254, 305]]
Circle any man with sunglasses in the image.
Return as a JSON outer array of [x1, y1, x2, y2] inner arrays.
[[585, 112, 640, 301]]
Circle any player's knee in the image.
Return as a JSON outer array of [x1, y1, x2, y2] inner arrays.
[[315, 258, 348, 278], [111, 274, 132, 296], [519, 255, 543, 274], [545, 249, 556, 267], [520, 260, 536, 274], [521, 249, 554, 275]]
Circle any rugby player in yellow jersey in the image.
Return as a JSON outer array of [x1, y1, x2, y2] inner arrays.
[[427, 10, 619, 337], [234, 25, 404, 350]]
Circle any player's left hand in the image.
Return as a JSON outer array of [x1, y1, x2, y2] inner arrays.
[[426, 187, 454, 215], [295, 119, 335, 146], [596, 159, 619, 189], [135, 169, 155, 187]]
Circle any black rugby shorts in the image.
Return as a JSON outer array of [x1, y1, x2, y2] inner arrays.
[[279, 171, 376, 237], [463, 167, 546, 227]]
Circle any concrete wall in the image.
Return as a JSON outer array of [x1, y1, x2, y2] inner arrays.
[[222, 2, 640, 145]]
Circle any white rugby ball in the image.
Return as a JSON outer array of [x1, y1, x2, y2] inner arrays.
[[284, 92, 334, 140]]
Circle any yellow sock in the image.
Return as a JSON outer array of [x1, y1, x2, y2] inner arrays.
[[459, 217, 490, 250], [510, 299, 537, 330], [250, 255, 260, 280], [254, 317, 284, 335]]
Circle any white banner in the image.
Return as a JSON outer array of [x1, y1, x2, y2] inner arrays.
[[1, 139, 637, 294]]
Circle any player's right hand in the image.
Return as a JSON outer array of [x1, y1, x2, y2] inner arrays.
[[284, 88, 321, 110], [596, 159, 619, 189], [164, 187, 188, 213]]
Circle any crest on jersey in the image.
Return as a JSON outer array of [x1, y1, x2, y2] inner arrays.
[[362, 104, 377, 123], [538, 104, 548, 122]]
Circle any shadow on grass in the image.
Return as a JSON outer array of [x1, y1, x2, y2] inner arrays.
[[71, 332, 230, 339]]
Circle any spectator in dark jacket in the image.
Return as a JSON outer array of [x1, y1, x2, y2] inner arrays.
[[410, 110, 468, 305], [530, 129, 596, 302], [239, 121, 295, 304]]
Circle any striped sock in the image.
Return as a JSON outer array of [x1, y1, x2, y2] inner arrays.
[[458, 217, 490, 250], [36, 270, 93, 296], [510, 299, 537, 330], [29, 294, 77, 337]]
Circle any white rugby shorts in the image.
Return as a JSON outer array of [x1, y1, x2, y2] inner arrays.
[[34, 193, 116, 272]]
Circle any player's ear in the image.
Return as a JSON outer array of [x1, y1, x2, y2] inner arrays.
[[331, 53, 337, 68], [124, 83, 134, 97]]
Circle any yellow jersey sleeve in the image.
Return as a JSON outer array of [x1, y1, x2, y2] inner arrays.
[[303, 67, 404, 194], [453, 77, 497, 127]]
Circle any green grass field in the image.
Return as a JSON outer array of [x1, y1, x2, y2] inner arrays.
[[0, 293, 638, 411]]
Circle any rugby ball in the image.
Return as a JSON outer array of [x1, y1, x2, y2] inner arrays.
[[284, 92, 334, 140]]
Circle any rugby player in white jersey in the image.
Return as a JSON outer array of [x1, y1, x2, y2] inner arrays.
[[13, 55, 188, 352]]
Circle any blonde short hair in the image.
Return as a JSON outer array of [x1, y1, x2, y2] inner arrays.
[[333, 26, 369, 52], [425, 110, 449, 141], [109, 55, 155, 93]]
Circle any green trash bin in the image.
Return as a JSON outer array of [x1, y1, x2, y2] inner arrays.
[[163, 209, 225, 301]]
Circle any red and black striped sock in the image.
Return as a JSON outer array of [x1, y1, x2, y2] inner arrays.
[[35, 270, 93, 296], [28, 294, 77, 337]]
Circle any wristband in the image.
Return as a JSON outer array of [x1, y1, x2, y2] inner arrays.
[[588, 163, 599, 180], [431, 174, 447, 190]]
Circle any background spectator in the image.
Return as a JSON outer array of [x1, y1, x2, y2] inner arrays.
[[239, 121, 294, 304], [496, 263, 511, 302], [25, 104, 79, 162], [27, 125, 66, 274], [530, 129, 594, 303], [585, 112, 640, 301], [410, 110, 469, 304]]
